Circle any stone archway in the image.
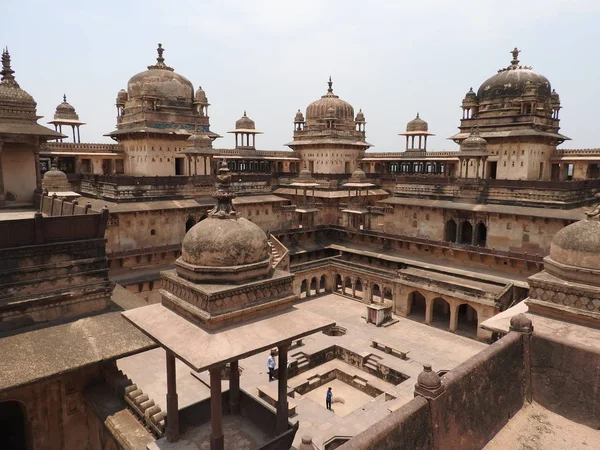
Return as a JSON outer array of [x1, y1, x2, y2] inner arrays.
[[457, 304, 479, 337], [372, 284, 382, 302], [383, 287, 393, 302], [300, 279, 308, 298], [354, 279, 363, 300], [335, 274, 343, 293], [320, 274, 327, 292], [476, 222, 487, 247], [185, 216, 196, 232], [408, 291, 426, 321], [445, 219, 457, 242], [460, 221, 473, 245], [0, 401, 29, 450], [344, 277, 352, 296], [431, 297, 451, 329], [310, 277, 318, 296]]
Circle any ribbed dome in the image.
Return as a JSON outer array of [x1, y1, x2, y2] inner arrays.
[[0, 48, 37, 120], [54, 95, 79, 120], [294, 109, 304, 122], [355, 109, 365, 122], [42, 164, 71, 192], [477, 49, 551, 103], [127, 44, 193, 102], [181, 216, 270, 268], [235, 111, 255, 130], [461, 130, 487, 151], [305, 77, 354, 124], [406, 113, 428, 132], [194, 86, 208, 104], [349, 168, 367, 182], [464, 87, 477, 101], [116, 89, 128, 105], [549, 219, 600, 272]]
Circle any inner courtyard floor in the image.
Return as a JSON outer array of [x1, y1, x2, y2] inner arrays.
[[118, 293, 486, 449]]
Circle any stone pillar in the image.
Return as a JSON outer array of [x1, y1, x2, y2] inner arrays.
[[351, 277, 356, 298], [276, 343, 290, 434], [210, 367, 224, 450], [449, 303, 459, 332], [509, 314, 534, 402], [165, 351, 179, 442], [0, 142, 5, 206], [33, 147, 42, 194], [425, 297, 433, 325], [229, 361, 240, 414]]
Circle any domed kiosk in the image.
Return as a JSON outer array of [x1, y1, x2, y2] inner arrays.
[[122, 159, 333, 447], [526, 195, 600, 324]]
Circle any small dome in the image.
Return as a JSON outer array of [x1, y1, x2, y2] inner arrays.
[[235, 111, 255, 130], [194, 86, 208, 104], [294, 109, 304, 122], [509, 313, 533, 333], [355, 109, 365, 122], [187, 132, 213, 149], [116, 89, 128, 105], [477, 48, 551, 103], [0, 48, 37, 120], [42, 163, 71, 192], [417, 364, 441, 390], [549, 218, 600, 272], [461, 130, 487, 151], [298, 165, 313, 181], [406, 113, 428, 132], [127, 44, 194, 103], [349, 168, 367, 182], [551, 89, 560, 104], [54, 95, 79, 121], [305, 77, 355, 124], [464, 87, 477, 102], [181, 216, 270, 268]]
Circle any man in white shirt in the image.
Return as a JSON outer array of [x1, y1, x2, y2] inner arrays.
[[267, 351, 276, 382]]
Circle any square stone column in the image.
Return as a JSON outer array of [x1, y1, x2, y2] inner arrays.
[[229, 361, 240, 414], [276, 343, 290, 434], [166, 351, 179, 442], [0, 143, 5, 206], [210, 367, 224, 450]]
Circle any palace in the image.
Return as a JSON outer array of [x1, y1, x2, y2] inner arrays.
[[0, 43, 599, 450]]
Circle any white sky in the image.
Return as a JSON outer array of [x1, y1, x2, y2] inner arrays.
[[2, 0, 599, 151]]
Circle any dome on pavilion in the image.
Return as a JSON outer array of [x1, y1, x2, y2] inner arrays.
[[305, 77, 354, 125]]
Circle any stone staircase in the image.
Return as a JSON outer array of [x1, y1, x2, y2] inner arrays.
[[267, 239, 283, 268], [292, 351, 310, 372], [102, 364, 166, 437], [364, 353, 383, 372]]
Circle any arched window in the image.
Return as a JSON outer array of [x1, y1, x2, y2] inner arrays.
[[476, 222, 487, 247], [460, 221, 473, 245], [445, 219, 457, 242]]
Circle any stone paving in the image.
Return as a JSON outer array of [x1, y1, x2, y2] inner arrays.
[[118, 293, 486, 449]]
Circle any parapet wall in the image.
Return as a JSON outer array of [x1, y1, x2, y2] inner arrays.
[[531, 333, 600, 429]]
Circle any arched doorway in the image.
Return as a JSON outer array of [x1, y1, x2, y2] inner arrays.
[[354, 279, 363, 300], [457, 304, 478, 337], [185, 216, 195, 232], [383, 287, 393, 302], [445, 219, 457, 242], [476, 222, 487, 247], [300, 279, 307, 298], [335, 274, 343, 293], [460, 221, 473, 245], [310, 277, 318, 296], [431, 298, 450, 329], [408, 291, 426, 321], [371, 284, 382, 303], [344, 277, 352, 296], [320, 275, 327, 293], [0, 401, 29, 450]]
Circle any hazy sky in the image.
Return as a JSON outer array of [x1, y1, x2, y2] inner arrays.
[[2, 0, 599, 151]]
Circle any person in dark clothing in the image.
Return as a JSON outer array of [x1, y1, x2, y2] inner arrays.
[[326, 387, 333, 410]]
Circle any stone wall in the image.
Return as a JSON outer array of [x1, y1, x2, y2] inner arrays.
[[1, 144, 37, 203], [531, 333, 600, 429]]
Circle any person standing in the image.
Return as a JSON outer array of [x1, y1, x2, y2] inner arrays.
[[326, 387, 333, 410], [267, 351, 276, 382]]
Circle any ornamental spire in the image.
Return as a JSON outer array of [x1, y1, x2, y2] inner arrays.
[[147, 43, 174, 71], [209, 158, 238, 218], [327, 76, 333, 93], [63, 94, 67, 103], [510, 47, 520, 67], [1, 47, 18, 86]]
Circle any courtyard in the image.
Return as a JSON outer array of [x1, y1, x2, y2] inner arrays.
[[118, 293, 486, 449]]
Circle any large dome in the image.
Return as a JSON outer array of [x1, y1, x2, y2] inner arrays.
[[549, 219, 600, 272], [477, 48, 551, 103], [181, 216, 270, 268], [127, 44, 193, 102], [0, 48, 37, 120], [305, 77, 354, 123]]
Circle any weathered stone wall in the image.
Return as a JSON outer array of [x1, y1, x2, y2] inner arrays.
[[2, 145, 37, 203], [429, 331, 524, 450], [338, 396, 434, 450], [531, 333, 600, 429]]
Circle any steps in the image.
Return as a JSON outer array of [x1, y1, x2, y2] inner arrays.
[[267, 240, 282, 268], [292, 351, 309, 371], [363, 353, 383, 372]]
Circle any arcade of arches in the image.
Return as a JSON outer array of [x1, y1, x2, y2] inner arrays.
[[444, 219, 487, 247], [292, 267, 495, 340]]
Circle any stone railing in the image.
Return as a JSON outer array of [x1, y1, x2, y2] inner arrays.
[[44, 142, 123, 153], [364, 150, 459, 158], [552, 148, 600, 156]]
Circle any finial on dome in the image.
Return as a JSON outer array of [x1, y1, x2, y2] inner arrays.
[[1, 47, 17, 85], [510, 47, 520, 67], [63, 94, 67, 103], [327, 76, 333, 93], [585, 193, 600, 219], [209, 158, 237, 218], [416, 112, 420, 119], [243, 110, 247, 117], [147, 43, 173, 71]]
